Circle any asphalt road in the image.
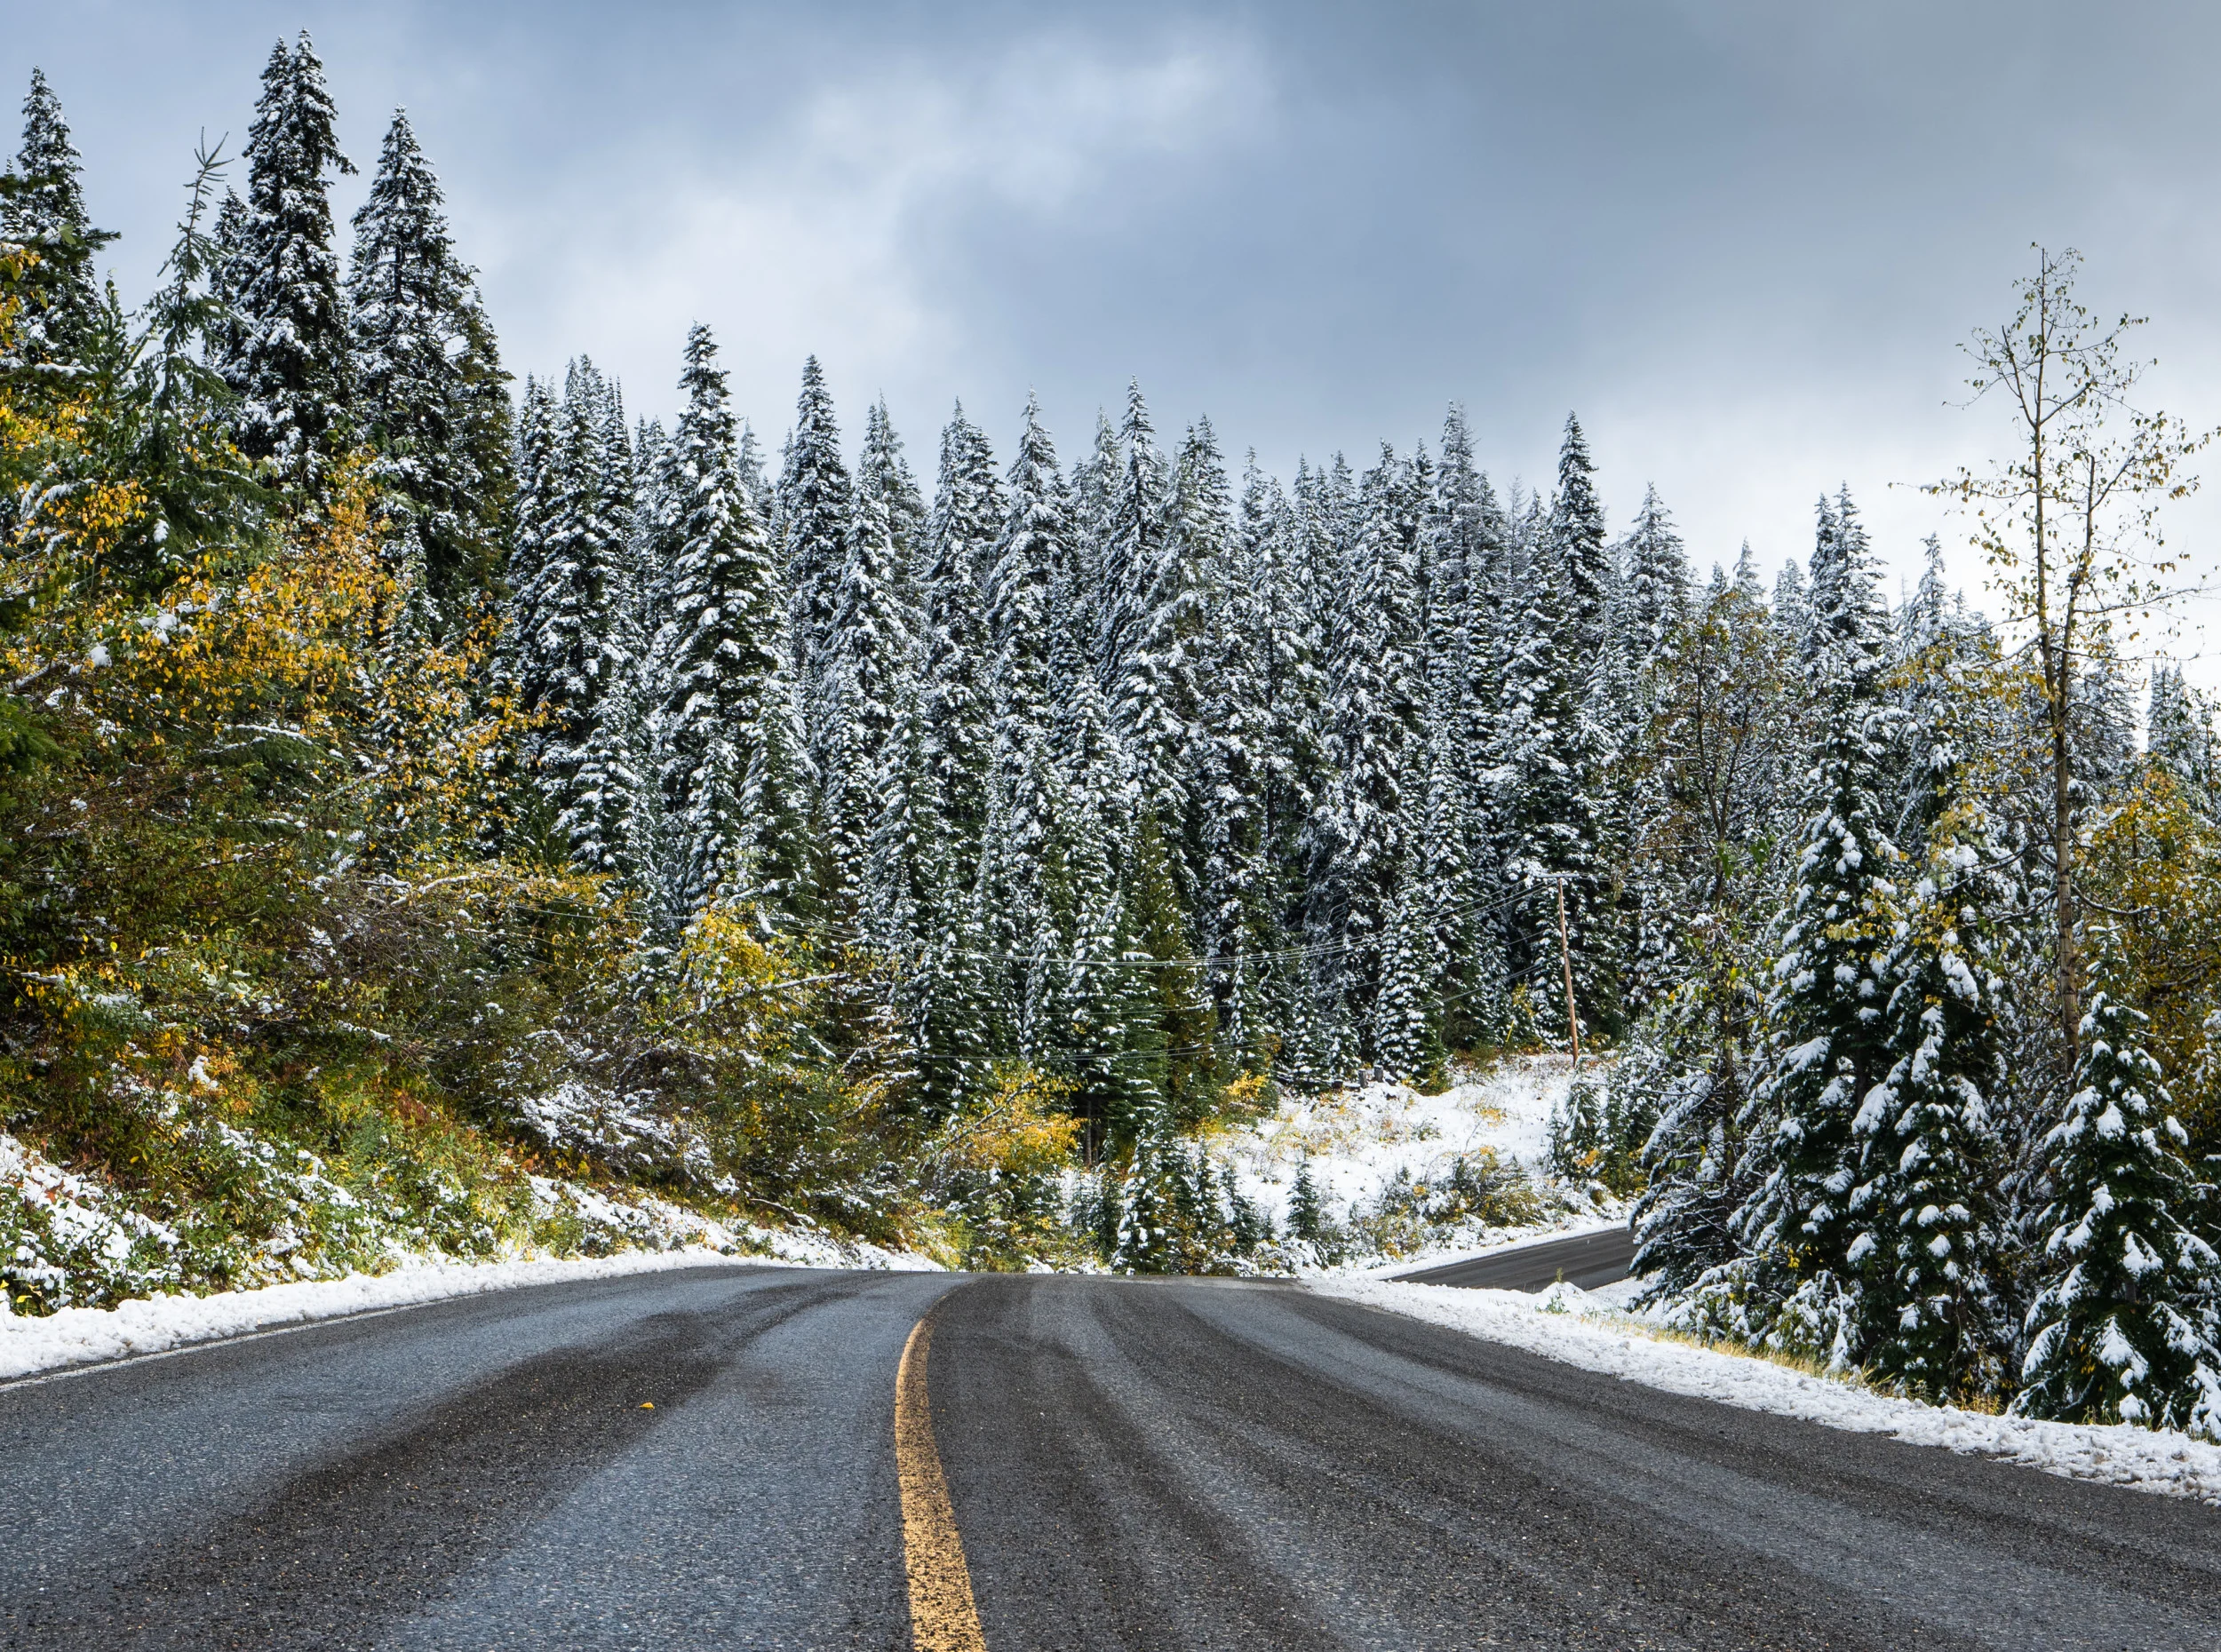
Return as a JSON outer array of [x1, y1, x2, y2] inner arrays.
[[1392, 1224, 1638, 1291], [5, 1266, 2220, 1649]]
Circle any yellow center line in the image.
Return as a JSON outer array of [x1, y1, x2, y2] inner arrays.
[[896, 1312, 989, 1652]]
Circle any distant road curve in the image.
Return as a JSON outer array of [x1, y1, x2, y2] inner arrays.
[[1391, 1222, 1636, 1291]]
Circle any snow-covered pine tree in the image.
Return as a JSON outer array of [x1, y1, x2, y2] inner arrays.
[[219, 32, 356, 490], [348, 109, 500, 611], [986, 395, 1062, 782], [1063, 409, 1121, 678], [1488, 485, 1600, 1026], [498, 377, 560, 709], [1195, 452, 1284, 1068], [1288, 1156, 1334, 1259], [1847, 733, 2009, 1397], [451, 297, 515, 583], [2018, 929, 2221, 1434], [1, 68, 112, 368], [858, 394, 927, 622], [778, 355, 852, 782], [1551, 414, 1612, 676], [918, 404, 1000, 858], [1773, 556, 1812, 659], [1609, 485, 1692, 1013], [1371, 868, 1436, 1080], [1259, 459, 1329, 888], [2148, 663, 2217, 811], [574, 374, 644, 877], [511, 361, 633, 871], [1620, 485, 1690, 669], [1803, 487, 1883, 690], [1163, 417, 1230, 880], [868, 676, 984, 1117], [1305, 448, 1424, 1041], [659, 325, 799, 914], [1726, 496, 1899, 1362], [1629, 945, 1769, 1300], [1111, 1088, 1183, 1274], [1102, 383, 1197, 832], [820, 431, 912, 898]]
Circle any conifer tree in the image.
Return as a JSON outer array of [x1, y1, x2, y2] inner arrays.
[[1103, 383, 1197, 828], [1306, 449, 1423, 1033], [820, 442, 911, 894], [1620, 484, 1690, 669], [1111, 1092, 1182, 1274], [986, 396, 1062, 777], [1489, 488, 1600, 1018], [919, 404, 999, 856], [1371, 870, 1435, 1079], [659, 326, 799, 914], [1847, 736, 2009, 1395], [219, 33, 356, 489], [869, 679, 985, 1116], [348, 110, 501, 608], [1730, 503, 1899, 1352], [1551, 414, 1612, 672], [499, 377, 560, 702], [1196, 454, 1283, 1067], [2148, 664, 2217, 809], [1, 68, 112, 367], [858, 394, 927, 616], [2018, 932, 2221, 1435], [779, 355, 852, 780]]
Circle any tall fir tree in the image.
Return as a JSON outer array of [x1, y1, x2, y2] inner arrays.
[[1, 68, 112, 367], [659, 326, 801, 915], [779, 355, 852, 783], [1102, 382, 1196, 830], [1729, 498, 1900, 1360], [1847, 735, 2009, 1396], [918, 404, 1000, 858], [821, 432, 912, 897], [1550, 413, 1612, 674], [348, 110, 502, 609], [219, 33, 356, 490]]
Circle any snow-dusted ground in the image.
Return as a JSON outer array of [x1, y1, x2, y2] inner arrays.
[[0, 1227, 937, 1386], [1214, 1054, 1615, 1268], [1322, 1276, 2221, 1505]]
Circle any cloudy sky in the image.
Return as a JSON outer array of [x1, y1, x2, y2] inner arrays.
[[14, 1, 2221, 658]]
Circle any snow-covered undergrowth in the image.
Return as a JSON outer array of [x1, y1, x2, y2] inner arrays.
[[1323, 1276, 2221, 1504], [1213, 1054, 1619, 1270], [2, 1123, 931, 1342], [0, 1230, 937, 1386]]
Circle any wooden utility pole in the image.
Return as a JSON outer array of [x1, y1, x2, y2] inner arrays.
[[1555, 874, 1580, 1075]]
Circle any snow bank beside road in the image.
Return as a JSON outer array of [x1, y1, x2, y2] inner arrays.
[[1321, 1276, 2221, 1505], [2, 1233, 936, 1386]]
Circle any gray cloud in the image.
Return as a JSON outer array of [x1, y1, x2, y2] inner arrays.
[[14, 0, 2221, 661]]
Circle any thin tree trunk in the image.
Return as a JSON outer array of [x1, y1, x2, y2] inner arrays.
[[2053, 703, 2080, 1044]]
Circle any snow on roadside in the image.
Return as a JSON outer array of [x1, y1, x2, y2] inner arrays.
[[1, 1218, 938, 1386], [1318, 1276, 2221, 1504], [1215, 1054, 1613, 1268]]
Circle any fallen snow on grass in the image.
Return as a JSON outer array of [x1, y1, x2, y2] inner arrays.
[[1320, 1276, 2221, 1504], [1, 1218, 936, 1386], [1216, 1054, 1615, 1269]]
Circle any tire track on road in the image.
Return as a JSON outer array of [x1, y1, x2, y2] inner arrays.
[[9, 1271, 884, 1651]]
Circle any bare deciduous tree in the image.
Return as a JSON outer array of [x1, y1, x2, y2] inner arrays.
[[1931, 247, 2207, 1049]]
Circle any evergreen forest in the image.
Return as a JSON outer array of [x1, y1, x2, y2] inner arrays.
[[9, 36, 2221, 1433]]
